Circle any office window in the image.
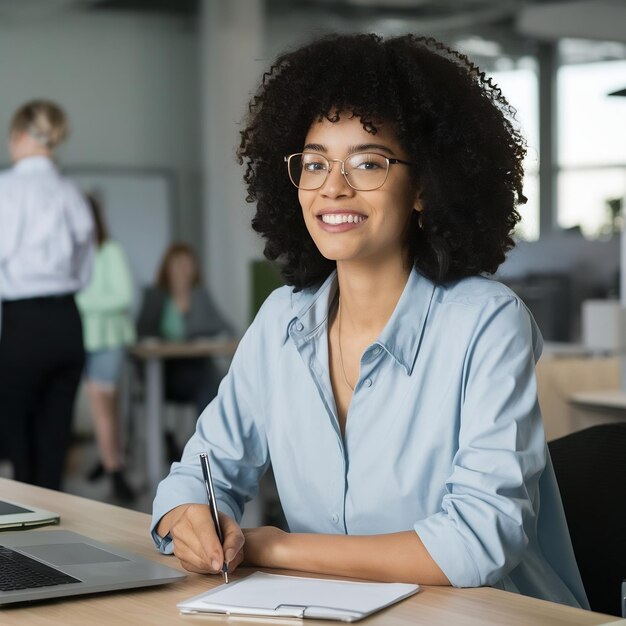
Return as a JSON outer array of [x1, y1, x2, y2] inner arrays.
[[557, 40, 626, 238], [491, 60, 540, 241]]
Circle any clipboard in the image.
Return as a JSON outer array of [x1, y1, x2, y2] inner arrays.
[[177, 571, 419, 622], [0, 499, 60, 530]]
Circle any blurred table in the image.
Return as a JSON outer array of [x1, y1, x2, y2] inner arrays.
[[566, 389, 626, 439], [1, 478, 620, 626], [130, 338, 238, 493], [570, 390, 626, 411]]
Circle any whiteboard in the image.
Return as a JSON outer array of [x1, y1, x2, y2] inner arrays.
[[68, 169, 174, 312]]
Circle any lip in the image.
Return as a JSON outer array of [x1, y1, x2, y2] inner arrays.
[[314, 208, 368, 233]]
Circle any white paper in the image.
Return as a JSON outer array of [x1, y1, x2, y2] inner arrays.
[[178, 572, 419, 622]]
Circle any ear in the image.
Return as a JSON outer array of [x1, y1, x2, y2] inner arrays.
[[413, 188, 423, 213]]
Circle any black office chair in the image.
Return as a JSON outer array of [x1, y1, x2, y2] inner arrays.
[[548, 423, 626, 616]]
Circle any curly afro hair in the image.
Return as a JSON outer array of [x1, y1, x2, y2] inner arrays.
[[238, 33, 526, 290]]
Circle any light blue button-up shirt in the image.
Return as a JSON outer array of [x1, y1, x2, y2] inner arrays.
[[151, 268, 588, 609]]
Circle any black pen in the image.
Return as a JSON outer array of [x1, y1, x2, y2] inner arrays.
[[199, 452, 229, 583]]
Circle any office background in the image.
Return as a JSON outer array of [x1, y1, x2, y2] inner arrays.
[[0, 0, 624, 511], [0, 0, 623, 334]]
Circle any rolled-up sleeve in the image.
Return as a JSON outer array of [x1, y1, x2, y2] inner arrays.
[[150, 304, 270, 553], [413, 296, 546, 587]]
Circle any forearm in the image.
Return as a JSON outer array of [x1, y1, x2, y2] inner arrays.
[[249, 530, 450, 586]]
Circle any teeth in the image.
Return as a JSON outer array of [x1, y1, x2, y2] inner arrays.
[[320, 214, 365, 225]]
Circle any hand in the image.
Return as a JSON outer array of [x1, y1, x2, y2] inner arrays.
[[158, 504, 245, 575], [242, 526, 288, 568]]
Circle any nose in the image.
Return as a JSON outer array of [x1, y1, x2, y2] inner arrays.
[[320, 159, 353, 198]]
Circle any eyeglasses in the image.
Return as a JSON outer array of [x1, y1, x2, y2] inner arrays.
[[284, 152, 413, 191]]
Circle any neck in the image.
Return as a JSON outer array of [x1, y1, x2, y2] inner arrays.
[[171, 286, 192, 299], [14, 149, 52, 164], [336, 253, 411, 337]]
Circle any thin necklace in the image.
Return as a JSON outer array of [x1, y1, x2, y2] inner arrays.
[[337, 298, 355, 392]]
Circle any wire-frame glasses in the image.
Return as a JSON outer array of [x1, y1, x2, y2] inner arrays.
[[284, 152, 413, 191]]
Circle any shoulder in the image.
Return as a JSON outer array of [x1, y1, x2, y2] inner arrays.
[[101, 240, 124, 258], [434, 275, 541, 356], [435, 275, 533, 325], [437, 275, 520, 306], [60, 177, 87, 201], [100, 240, 129, 265], [192, 286, 210, 299], [247, 283, 305, 336], [0, 168, 17, 194], [142, 286, 166, 306], [190, 286, 216, 309], [254, 284, 297, 321], [259, 280, 325, 317]]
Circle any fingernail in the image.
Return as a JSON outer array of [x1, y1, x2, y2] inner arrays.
[[225, 549, 235, 563], [211, 559, 221, 571]]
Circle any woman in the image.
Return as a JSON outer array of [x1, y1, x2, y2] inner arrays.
[[151, 35, 588, 608], [76, 194, 136, 502], [0, 100, 94, 490], [137, 243, 231, 457]]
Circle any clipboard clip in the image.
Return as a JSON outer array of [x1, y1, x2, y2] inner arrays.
[[275, 604, 363, 621], [274, 604, 307, 618]]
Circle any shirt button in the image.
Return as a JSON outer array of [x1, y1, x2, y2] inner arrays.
[[372, 347, 381, 356], [363, 378, 372, 387], [295, 321, 304, 332], [331, 513, 339, 524]]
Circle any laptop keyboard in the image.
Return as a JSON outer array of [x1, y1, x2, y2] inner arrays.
[[0, 545, 81, 591]]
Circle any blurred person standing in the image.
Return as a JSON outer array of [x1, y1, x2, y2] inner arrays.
[[0, 100, 94, 490], [76, 194, 136, 502]]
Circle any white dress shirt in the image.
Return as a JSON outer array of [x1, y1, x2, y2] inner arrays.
[[0, 156, 94, 300]]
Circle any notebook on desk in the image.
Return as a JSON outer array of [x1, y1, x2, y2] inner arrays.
[[0, 530, 186, 606], [0, 499, 59, 530], [178, 571, 419, 622]]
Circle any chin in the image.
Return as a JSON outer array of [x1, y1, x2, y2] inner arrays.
[[317, 247, 360, 263]]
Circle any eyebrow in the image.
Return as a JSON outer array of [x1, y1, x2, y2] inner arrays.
[[302, 143, 396, 156]]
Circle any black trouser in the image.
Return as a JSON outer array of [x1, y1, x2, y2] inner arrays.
[[0, 295, 84, 490]]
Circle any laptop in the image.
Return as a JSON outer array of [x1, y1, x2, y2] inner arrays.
[[0, 530, 186, 606], [0, 499, 60, 530]]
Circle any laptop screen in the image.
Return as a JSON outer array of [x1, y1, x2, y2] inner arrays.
[[0, 502, 33, 516]]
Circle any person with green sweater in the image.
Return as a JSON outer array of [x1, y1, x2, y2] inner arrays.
[[76, 194, 135, 502]]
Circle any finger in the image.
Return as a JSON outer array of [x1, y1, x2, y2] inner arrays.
[[171, 516, 223, 574], [220, 513, 245, 564], [173, 535, 215, 573], [179, 559, 213, 574], [190, 508, 226, 570], [227, 547, 244, 573]]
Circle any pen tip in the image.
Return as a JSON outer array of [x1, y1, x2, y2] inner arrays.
[[224, 570, 229, 584]]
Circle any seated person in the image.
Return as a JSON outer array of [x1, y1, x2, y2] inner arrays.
[[150, 34, 588, 609], [138, 243, 232, 458]]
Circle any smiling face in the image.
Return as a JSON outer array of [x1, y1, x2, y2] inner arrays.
[[298, 113, 421, 270]]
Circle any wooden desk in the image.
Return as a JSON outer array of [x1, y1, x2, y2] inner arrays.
[[1, 479, 622, 626], [567, 389, 626, 436], [570, 390, 626, 410], [536, 356, 621, 440], [130, 339, 238, 493]]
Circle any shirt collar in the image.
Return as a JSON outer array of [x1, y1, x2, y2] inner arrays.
[[13, 156, 57, 173], [289, 271, 338, 344], [289, 267, 436, 375], [377, 269, 436, 374]]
